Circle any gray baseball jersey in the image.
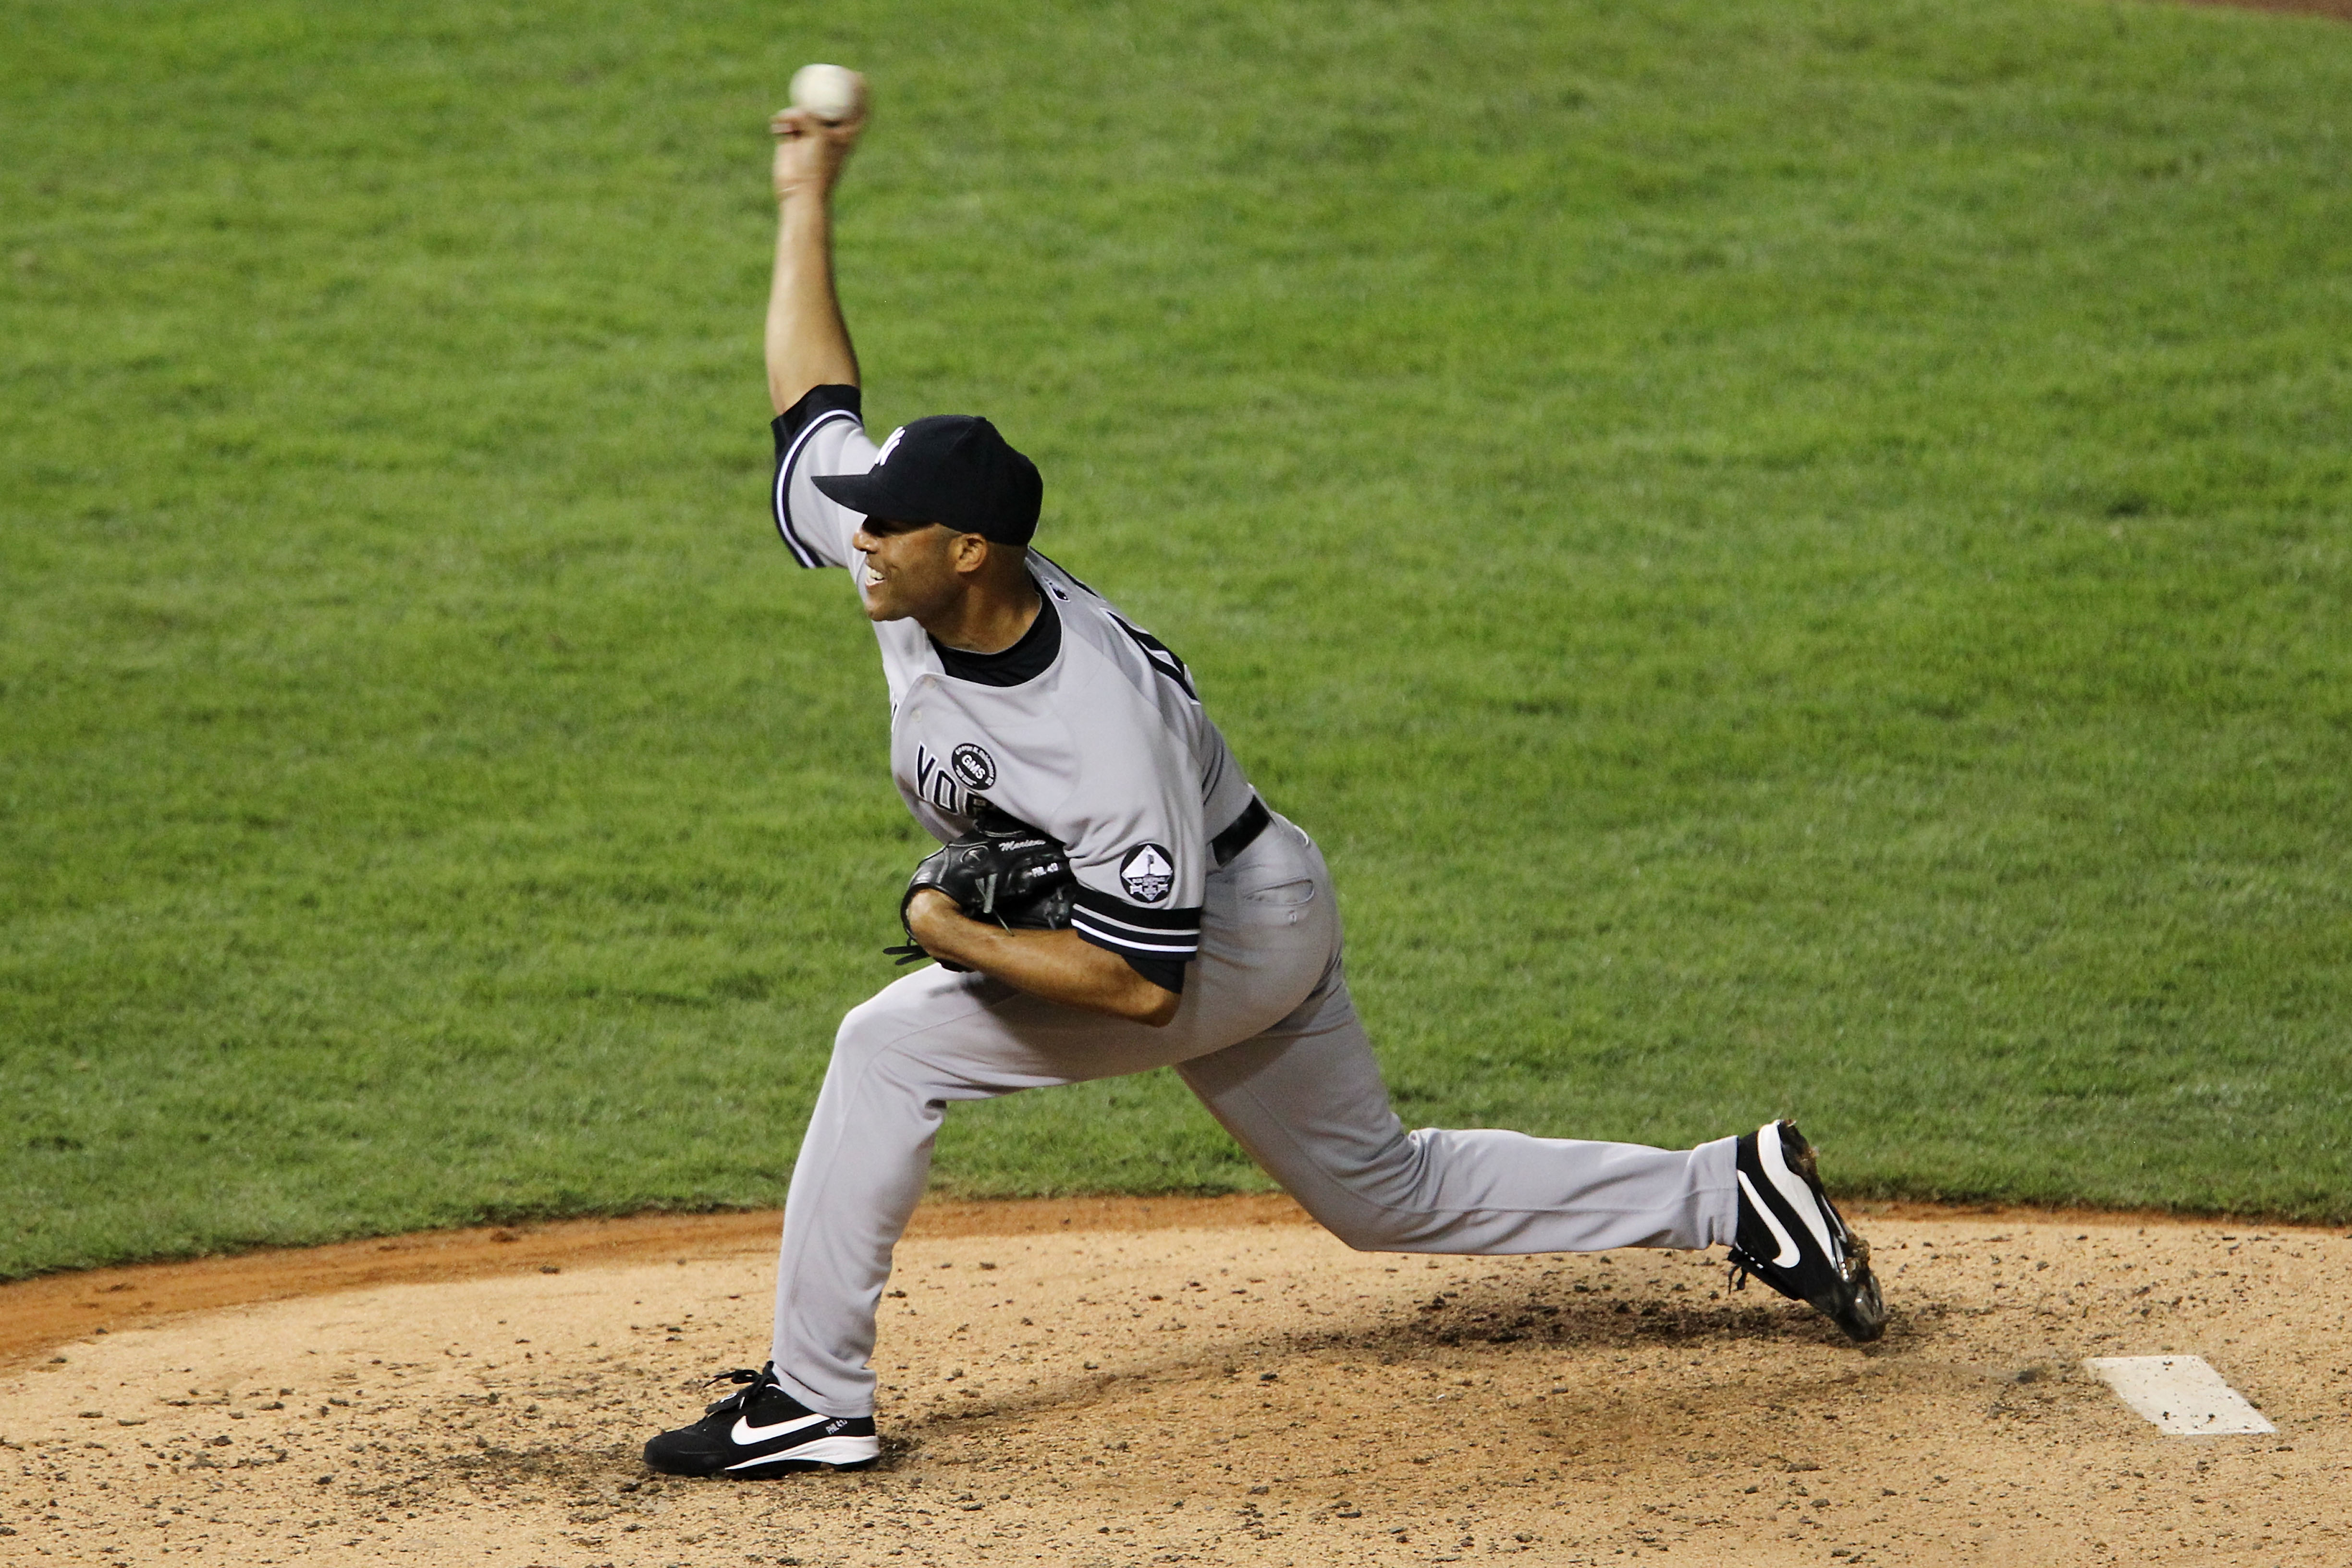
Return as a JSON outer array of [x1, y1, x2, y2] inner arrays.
[[774, 385, 1257, 984]]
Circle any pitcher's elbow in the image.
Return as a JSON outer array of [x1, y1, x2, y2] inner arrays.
[[1129, 983, 1181, 1028]]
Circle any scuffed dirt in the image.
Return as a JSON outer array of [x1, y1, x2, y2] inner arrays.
[[2, 1202, 2348, 1566]]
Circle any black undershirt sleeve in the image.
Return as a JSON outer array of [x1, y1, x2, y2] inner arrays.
[[1068, 886, 1200, 995], [772, 382, 862, 447], [1120, 952, 1188, 994]]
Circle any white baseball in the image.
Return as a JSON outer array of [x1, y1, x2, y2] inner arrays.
[[790, 63, 865, 124]]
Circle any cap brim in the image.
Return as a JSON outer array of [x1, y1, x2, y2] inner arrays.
[[812, 469, 935, 525]]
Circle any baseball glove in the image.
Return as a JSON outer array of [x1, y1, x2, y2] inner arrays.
[[886, 808, 1076, 970]]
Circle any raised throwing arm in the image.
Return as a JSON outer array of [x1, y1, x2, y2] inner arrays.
[[766, 95, 866, 416]]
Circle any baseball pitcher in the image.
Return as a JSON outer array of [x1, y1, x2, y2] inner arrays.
[[643, 85, 1886, 1479]]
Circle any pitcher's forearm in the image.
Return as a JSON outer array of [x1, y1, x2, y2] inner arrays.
[[767, 194, 858, 415], [974, 928, 1181, 1026], [906, 897, 1180, 1026]]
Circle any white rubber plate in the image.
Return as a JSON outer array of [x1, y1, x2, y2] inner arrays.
[[2083, 1354, 2276, 1435]]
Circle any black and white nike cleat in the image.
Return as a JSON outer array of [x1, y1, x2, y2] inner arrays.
[[642, 1363, 879, 1478], [1727, 1120, 1887, 1344]]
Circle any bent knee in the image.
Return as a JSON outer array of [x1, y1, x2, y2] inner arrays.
[[831, 992, 924, 1065], [827, 970, 989, 1077], [1312, 1200, 1457, 1255], [1320, 1193, 1452, 1253], [1290, 1133, 1444, 1252], [1328, 1217, 1406, 1253]]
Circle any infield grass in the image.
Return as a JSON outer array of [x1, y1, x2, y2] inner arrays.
[[5, 0, 2352, 1276]]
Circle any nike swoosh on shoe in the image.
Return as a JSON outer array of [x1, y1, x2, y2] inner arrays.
[[731, 1410, 829, 1446], [1736, 1170, 1801, 1269], [1758, 1122, 1841, 1263]]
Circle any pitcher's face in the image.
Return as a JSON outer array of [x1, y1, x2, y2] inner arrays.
[[851, 518, 972, 624]]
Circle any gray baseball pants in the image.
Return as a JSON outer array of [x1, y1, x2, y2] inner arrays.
[[771, 812, 1740, 1416]]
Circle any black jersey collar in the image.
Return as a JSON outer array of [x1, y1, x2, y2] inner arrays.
[[929, 585, 1060, 687]]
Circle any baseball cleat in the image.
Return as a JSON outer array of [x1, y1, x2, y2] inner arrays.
[[642, 1363, 879, 1477], [1726, 1120, 1887, 1344]]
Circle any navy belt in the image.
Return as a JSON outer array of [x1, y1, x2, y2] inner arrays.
[[1211, 795, 1271, 868]]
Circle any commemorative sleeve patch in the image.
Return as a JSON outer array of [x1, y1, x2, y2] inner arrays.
[[950, 743, 997, 791], [1117, 843, 1176, 904]]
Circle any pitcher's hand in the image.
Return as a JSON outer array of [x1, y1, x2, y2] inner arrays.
[[771, 93, 865, 205]]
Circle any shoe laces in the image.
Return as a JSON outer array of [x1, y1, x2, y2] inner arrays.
[[700, 1366, 776, 1416]]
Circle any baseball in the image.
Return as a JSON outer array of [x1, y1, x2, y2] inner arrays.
[[790, 62, 865, 124]]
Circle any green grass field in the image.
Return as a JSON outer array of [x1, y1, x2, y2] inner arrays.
[[6, 0, 2352, 1279]]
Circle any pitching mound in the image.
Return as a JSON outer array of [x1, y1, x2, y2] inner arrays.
[[2, 1197, 2346, 1567]]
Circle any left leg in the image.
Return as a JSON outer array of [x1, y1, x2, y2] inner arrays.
[[1178, 966, 1882, 1339], [1176, 959, 1741, 1256]]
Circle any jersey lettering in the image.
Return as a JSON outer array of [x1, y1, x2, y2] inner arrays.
[[1105, 611, 1198, 700], [914, 744, 977, 817], [1029, 550, 1096, 598]]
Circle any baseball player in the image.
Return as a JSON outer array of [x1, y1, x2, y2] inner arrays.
[[644, 91, 1886, 1479]]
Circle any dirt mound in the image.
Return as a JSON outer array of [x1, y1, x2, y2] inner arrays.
[[2, 1198, 2346, 1566], [0, 1195, 1304, 1372]]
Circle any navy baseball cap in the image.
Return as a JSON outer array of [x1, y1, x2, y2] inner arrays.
[[812, 415, 1042, 545]]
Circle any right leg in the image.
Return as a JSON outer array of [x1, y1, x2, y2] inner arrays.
[[1176, 962, 1740, 1256], [766, 963, 1156, 1416]]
